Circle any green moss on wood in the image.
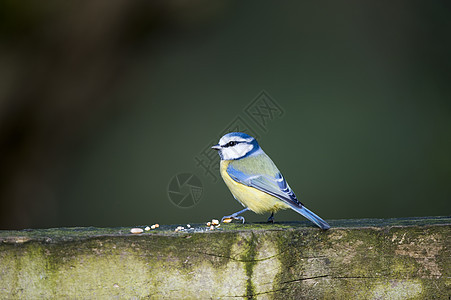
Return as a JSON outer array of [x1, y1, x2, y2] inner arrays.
[[0, 216, 449, 299]]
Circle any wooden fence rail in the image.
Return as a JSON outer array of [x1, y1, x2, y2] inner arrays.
[[0, 217, 449, 299]]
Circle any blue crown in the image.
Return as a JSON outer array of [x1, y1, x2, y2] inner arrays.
[[223, 132, 255, 141]]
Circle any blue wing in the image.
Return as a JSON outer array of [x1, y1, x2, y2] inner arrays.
[[227, 163, 330, 230], [227, 165, 302, 207]]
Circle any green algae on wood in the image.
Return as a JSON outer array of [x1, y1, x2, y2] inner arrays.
[[0, 216, 450, 299]]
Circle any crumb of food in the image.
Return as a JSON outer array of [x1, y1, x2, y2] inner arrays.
[[206, 218, 223, 230], [222, 218, 233, 223], [175, 226, 185, 232], [130, 228, 144, 234], [151, 224, 156, 230], [155, 224, 160, 228], [145, 226, 151, 231], [187, 224, 191, 228]]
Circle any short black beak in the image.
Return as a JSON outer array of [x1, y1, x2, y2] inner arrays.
[[211, 144, 221, 150]]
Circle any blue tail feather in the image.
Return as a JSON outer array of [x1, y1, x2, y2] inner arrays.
[[293, 206, 330, 230]]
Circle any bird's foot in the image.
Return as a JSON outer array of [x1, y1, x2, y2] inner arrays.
[[267, 212, 275, 223], [221, 214, 245, 224]]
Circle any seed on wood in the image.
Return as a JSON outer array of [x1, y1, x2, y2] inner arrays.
[[130, 228, 143, 234]]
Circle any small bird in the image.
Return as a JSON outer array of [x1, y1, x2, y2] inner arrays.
[[212, 132, 330, 230]]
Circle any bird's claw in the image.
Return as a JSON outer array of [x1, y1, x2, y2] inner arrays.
[[267, 212, 275, 223], [221, 215, 245, 224]]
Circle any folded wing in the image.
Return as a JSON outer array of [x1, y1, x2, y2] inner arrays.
[[227, 164, 330, 230]]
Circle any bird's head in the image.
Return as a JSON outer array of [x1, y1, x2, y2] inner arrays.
[[211, 132, 261, 160]]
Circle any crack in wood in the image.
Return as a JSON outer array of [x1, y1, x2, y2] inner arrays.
[[280, 274, 330, 284], [220, 287, 291, 298]]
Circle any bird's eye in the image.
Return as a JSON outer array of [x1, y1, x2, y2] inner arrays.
[[227, 141, 237, 147]]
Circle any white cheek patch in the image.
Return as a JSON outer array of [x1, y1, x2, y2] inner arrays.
[[221, 143, 254, 160]]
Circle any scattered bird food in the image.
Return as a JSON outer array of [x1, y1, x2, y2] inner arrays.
[[206, 218, 222, 230], [175, 226, 185, 232], [130, 228, 143, 234]]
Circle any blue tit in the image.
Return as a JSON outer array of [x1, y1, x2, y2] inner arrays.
[[211, 132, 330, 230]]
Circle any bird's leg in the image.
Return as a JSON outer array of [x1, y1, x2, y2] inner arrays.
[[267, 212, 275, 223], [221, 208, 249, 224]]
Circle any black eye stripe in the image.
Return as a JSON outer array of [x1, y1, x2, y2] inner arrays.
[[223, 141, 242, 147]]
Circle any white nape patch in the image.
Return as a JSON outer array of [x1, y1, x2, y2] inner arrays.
[[221, 143, 254, 160]]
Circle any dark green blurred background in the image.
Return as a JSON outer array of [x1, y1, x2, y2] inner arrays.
[[0, 1, 450, 229]]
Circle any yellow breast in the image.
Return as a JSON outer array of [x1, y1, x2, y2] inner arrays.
[[220, 160, 290, 214]]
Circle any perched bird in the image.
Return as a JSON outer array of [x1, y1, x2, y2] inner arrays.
[[212, 132, 330, 230]]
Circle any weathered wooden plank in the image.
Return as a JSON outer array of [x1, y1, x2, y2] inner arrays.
[[0, 217, 449, 299]]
